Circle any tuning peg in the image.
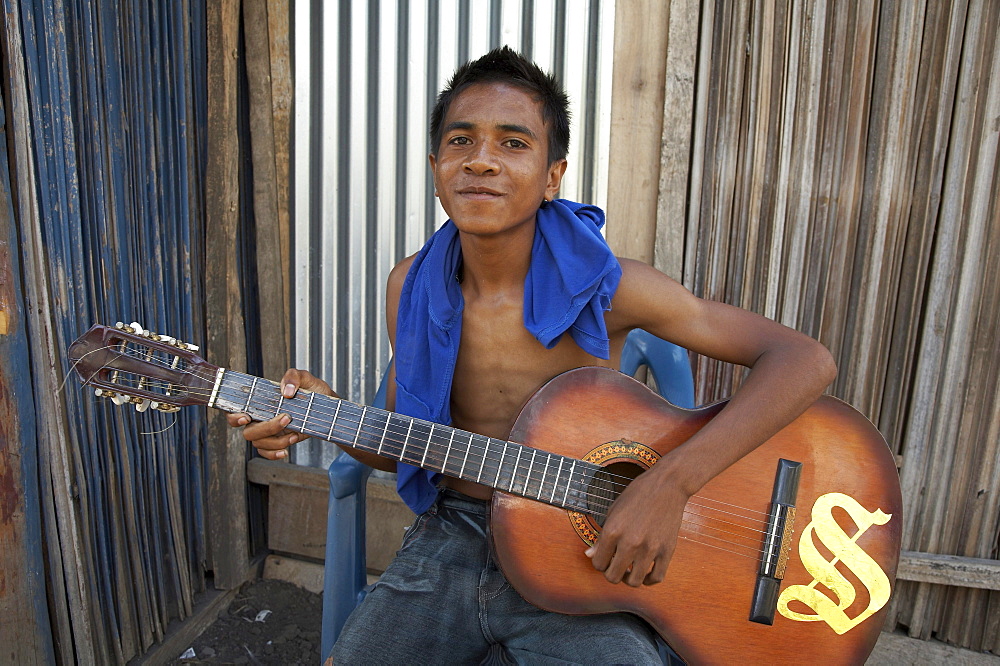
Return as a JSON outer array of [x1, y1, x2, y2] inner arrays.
[[130, 397, 151, 412], [155, 403, 181, 413], [111, 393, 128, 406], [95, 388, 117, 399]]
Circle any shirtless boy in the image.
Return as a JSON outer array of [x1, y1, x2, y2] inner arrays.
[[229, 47, 836, 663]]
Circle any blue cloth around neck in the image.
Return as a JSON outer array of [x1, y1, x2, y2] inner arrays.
[[392, 199, 622, 514]]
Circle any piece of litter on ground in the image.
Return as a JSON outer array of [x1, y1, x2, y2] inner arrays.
[[179, 647, 196, 659], [254, 609, 272, 622]]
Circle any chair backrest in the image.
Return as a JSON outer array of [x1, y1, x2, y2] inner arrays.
[[620, 329, 695, 408]]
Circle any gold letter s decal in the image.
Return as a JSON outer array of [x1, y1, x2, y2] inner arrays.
[[777, 492, 892, 634]]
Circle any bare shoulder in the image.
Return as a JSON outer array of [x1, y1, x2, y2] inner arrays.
[[385, 253, 418, 347], [387, 254, 418, 298]]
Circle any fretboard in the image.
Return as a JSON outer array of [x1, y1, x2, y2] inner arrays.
[[210, 369, 608, 515]]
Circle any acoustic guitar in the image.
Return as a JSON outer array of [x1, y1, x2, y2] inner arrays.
[[68, 322, 902, 664]]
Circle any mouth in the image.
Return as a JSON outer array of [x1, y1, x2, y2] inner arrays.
[[457, 186, 504, 198]]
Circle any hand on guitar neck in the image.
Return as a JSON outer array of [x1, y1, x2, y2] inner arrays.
[[226, 368, 395, 474]]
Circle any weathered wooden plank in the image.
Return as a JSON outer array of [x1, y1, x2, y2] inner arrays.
[[267, 0, 292, 351], [0, 84, 54, 666], [897, 552, 1000, 591], [605, 0, 669, 263], [4, 0, 98, 660], [243, 0, 288, 379], [205, 0, 250, 590], [247, 459, 412, 574], [654, 0, 700, 281], [247, 457, 329, 491], [265, 483, 329, 561], [877, 0, 963, 456], [903, 0, 996, 640]]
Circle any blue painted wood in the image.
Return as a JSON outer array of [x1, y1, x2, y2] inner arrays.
[[0, 84, 57, 665], [14, 0, 212, 659]]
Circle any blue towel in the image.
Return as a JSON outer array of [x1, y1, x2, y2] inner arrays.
[[393, 199, 622, 514]]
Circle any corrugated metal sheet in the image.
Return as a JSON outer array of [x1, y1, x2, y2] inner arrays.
[[291, 0, 616, 467]]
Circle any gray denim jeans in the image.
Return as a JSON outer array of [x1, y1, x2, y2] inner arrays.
[[329, 489, 664, 665]]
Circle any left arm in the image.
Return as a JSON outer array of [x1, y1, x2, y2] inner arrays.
[[589, 259, 837, 586]]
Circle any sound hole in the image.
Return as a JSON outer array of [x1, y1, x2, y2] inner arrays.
[[586, 461, 645, 526]]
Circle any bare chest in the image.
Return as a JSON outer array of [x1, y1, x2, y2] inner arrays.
[[450, 299, 614, 440]]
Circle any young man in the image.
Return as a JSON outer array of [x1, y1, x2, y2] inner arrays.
[[230, 47, 836, 663]]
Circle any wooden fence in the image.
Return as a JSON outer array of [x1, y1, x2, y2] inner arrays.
[[608, 0, 999, 654]]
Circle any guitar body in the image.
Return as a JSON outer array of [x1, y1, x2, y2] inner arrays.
[[493, 367, 902, 665]]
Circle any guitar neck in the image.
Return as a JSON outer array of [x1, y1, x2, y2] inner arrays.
[[211, 369, 602, 514]]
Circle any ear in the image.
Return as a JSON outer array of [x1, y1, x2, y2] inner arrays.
[[428, 152, 439, 195], [544, 159, 568, 201]]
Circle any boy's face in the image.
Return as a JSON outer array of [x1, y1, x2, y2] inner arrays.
[[429, 82, 567, 237]]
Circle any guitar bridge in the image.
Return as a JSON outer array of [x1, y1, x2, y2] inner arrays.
[[749, 458, 802, 625]]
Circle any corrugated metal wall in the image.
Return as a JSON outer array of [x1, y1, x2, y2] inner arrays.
[[290, 0, 616, 467]]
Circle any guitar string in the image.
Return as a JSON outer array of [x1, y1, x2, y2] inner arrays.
[[126, 354, 777, 527], [82, 344, 676, 502], [84, 345, 779, 530], [82, 381, 787, 562], [80, 345, 788, 551], [107, 363, 778, 533], [80, 344, 779, 532]]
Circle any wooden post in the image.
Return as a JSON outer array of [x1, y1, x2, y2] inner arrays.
[[267, 0, 293, 356], [205, 0, 250, 590], [605, 0, 670, 264], [243, 0, 289, 379]]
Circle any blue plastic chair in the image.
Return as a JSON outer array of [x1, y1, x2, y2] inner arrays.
[[620, 328, 695, 408], [320, 367, 389, 658], [321, 331, 694, 657]]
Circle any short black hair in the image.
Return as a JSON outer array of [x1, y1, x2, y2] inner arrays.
[[429, 46, 570, 164]]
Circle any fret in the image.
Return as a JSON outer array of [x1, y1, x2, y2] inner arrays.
[[549, 457, 564, 504], [275, 391, 284, 418], [400, 419, 413, 463], [326, 400, 342, 442], [537, 452, 550, 500], [476, 436, 488, 484], [528, 449, 538, 497], [459, 431, 472, 479], [444, 430, 456, 476], [562, 460, 577, 507], [302, 393, 315, 433], [353, 406, 368, 447], [376, 411, 391, 455], [243, 377, 258, 413], [420, 423, 434, 468], [494, 442, 508, 488], [508, 447, 522, 493]]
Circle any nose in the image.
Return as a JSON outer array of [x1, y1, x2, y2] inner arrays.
[[463, 142, 500, 176]]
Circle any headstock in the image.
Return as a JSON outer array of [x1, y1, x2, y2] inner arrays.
[[67, 322, 219, 412]]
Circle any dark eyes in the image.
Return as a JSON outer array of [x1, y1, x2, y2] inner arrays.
[[445, 136, 528, 149]]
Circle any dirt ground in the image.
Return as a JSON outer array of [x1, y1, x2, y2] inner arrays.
[[170, 579, 323, 665]]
